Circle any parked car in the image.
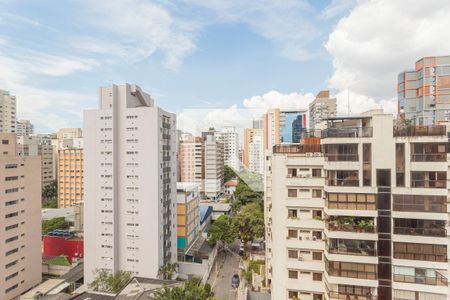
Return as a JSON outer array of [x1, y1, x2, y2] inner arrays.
[[238, 243, 244, 256], [231, 274, 240, 288]]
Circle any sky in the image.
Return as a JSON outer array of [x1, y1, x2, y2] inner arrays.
[[1, 0, 450, 133]]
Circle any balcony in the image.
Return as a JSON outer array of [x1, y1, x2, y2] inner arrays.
[[327, 217, 375, 233], [394, 125, 446, 137], [329, 292, 376, 300], [411, 179, 446, 189], [273, 144, 321, 154], [326, 179, 359, 187], [394, 272, 448, 286], [322, 127, 373, 138], [394, 222, 446, 237], [411, 153, 447, 162], [328, 239, 376, 256]]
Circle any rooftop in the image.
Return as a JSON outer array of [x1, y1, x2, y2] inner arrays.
[[224, 179, 238, 187], [176, 182, 200, 192], [70, 292, 114, 300]]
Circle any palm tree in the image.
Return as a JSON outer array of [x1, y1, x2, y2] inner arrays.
[[153, 278, 214, 300], [158, 263, 178, 280]]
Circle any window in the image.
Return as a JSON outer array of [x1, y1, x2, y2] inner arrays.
[[393, 194, 446, 213], [288, 250, 298, 259], [313, 273, 322, 281], [5, 236, 18, 243], [5, 248, 18, 256], [312, 169, 321, 177], [5, 272, 18, 281], [312, 252, 322, 261], [288, 270, 298, 279], [394, 242, 447, 262], [288, 209, 298, 219], [288, 189, 297, 197], [312, 189, 322, 198], [288, 229, 298, 238], [5, 284, 18, 294], [2, 139, 9, 145], [288, 291, 299, 299], [288, 168, 297, 177], [5, 212, 18, 218]]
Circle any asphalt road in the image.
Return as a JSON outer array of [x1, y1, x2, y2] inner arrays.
[[209, 250, 241, 300]]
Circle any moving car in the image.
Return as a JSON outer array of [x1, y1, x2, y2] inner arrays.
[[231, 274, 240, 288]]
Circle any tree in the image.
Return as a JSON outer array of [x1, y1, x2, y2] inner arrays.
[[232, 203, 264, 244], [207, 215, 236, 245], [42, 217, 69, 235], [154, 278, 215, 300], [89, 269, 132, 294], [224, 165, 237, 182], [42, 180, 58, 208], [158, 263, 178, 280]]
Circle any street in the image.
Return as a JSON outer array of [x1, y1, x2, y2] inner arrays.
[[209, 250, 241, 300]]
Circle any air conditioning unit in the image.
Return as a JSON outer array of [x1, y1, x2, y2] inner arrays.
[[298, 236, 302, 240]]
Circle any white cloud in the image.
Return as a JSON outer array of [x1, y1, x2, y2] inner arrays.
[[319, 0, 356, 20], [335, 89, 396, 115], [243, 90, 314, 110], [326, 0, 450, 99], [78, 0, 198, 69]]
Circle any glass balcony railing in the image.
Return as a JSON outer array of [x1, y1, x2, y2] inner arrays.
[[326, 179, 359, 187], [411, 153, 447, 162], [394, 125, 446, 137], [322, 127, 373, 138], [394, 273, 448, 286], [394, 226, 446, 237]]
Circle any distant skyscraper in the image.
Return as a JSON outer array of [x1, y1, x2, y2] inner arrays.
[[0, 133, 41, 300], [84, 83, 177, 283], [204, 134, 224, 200], [309, 90, 337, 129], [398, 55, 450, 125], [264, 109, 307, 150], [248, 131, 264, 174], [57, 148, 83, 208], [217, 126, 239, 171], [16, 120, 34, 137], [0, 90, 16, 133]]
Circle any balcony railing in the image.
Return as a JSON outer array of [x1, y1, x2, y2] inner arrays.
[[394, 273, 448, 286], [328, 246, 376, 256], [411, 153, 447, 162], [411, 179, 446, 189], [322, 127, 373, 138], [326, 179, 359, 187], [394, 227, 446, 237], [273, 144, 321, 154], [328, 219, 375, 233], [325, 154, 359, 161], [328, 292, 376, 300], [394, 125, 446, 137]]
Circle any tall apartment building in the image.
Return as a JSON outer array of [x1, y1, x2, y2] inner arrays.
[[218, 126, 240, 171], [16, 120, 34, 137], [179, 135, 204, 190], [264, 109, 307, 151], [57, 128, 83, 140], [0, 133, 41, 300], [398, 55, 450, 125], [266, 110, 450, 300], [204, 134, 224, 200], [0, 90, 16, 133], [57, 148, 83, 208], [84, 83, 177, 284], [248, 130, 264, 174], [309, 90, 337, 130], [17, 135, 55, 187], [176, 182, 200, 259]]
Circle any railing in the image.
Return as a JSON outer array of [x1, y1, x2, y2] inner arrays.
[[394, 227, 446, 237], [328, 222, 376, 233], [411, 153, 447, 162], [326, 154, 359, 161], [326, 179, 359, 187], [411, 179, 446, 189], [322, 127, 373, 138], [327, 201, 376, 211], [273, 144, 321, 154], [394, 252, 447, 262], [327, 269, 377, 280], [328, 292, 377, 300], [328, 246, 376, 256], [394, 125, 446, 137], [394, 273, 448, 286]]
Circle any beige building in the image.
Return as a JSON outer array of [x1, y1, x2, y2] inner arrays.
[[204, 134, 224, 200], [0, 133, 41, 300], [266, 110, 450, 300], [16, 120, 33, 137], [243, 128, 264, 174], [0, 90, 17, 133], [309, 90, 337, 130], [179, 135, 204, 190], [57, 148, 83, 208], [176, 182, 200, 258], [56, 128, 82, 140], [17, 135, 55, 187]]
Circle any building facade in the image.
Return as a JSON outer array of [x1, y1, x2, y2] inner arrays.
[[264, 109, 308, 151], [0, 90, 16, 133], [176, 182, 200, 258], [204, 134, 224, 200], [84, 83, 177, 284], [57, 148, 84, 208], [179, 135, 204, 190], [309, 90, 337, 130], [266, 110, 450, 300], [0, 133, 41, 300], [218, 126, 240, 171], [17, 135, 55, 187], [398, 55, 450, 125], [248, 130, 264, 174], [16, 120, 34, 137]]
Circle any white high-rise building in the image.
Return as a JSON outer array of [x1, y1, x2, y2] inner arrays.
[[16, 120, 34, 137], [309, 90, 337, 130], [0, 90, 17, 133], [218, 126, 239, 171], [248, 130, 264, 174], [204, 134, 224, 200], [84, 83, 177, 283]]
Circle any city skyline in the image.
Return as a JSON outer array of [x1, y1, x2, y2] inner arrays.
[[1, 1, 450, 132]]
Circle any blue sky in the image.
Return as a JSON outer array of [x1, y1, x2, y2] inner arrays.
[[0, 0, 449, 132]]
